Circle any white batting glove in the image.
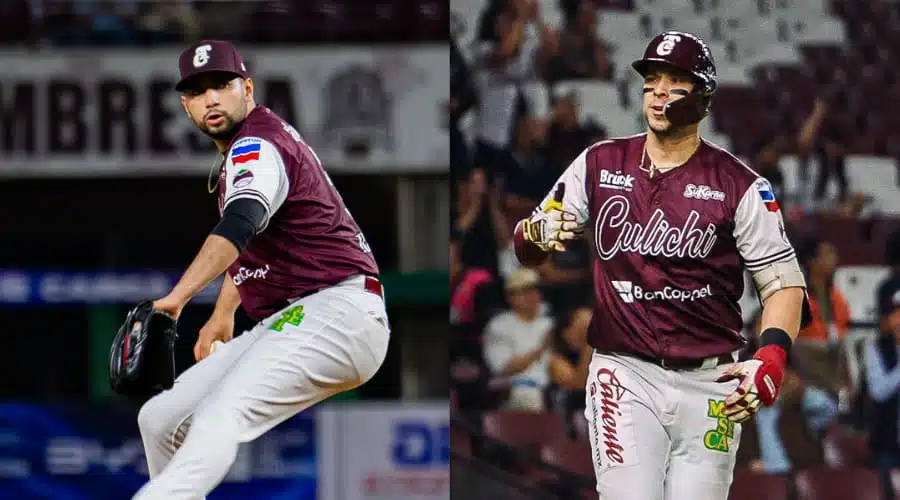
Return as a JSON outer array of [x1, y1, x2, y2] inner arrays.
[[520, 183, 580, 252]]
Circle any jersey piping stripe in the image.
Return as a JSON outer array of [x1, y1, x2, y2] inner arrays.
[[224, 188, 270, 210], [744, 248, 796, 271]]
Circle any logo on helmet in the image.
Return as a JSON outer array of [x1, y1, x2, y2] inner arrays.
[[655, 34, 683, 56]]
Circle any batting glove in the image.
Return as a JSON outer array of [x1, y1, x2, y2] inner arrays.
[[715, 330, 791, 423], [520, 183, 580, 253]]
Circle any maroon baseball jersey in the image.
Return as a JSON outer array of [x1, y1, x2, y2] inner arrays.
[[216, 106, 379, 321], [534, 133, 795, 361]]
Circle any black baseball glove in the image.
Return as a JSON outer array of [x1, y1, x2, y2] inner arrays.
[[109, 300, 178, 400]]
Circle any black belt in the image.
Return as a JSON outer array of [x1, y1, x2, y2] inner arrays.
[[611, 351, 734, 371]]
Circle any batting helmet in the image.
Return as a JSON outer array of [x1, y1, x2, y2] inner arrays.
[[632, 31, 717, 126]]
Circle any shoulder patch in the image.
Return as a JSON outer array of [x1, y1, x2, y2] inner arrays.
[[233, 168, 254, 188], [755, 178, 780, 212], [231, 137, 263, 165]]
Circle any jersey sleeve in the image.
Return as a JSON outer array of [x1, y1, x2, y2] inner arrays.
[[223, 137, 290, 231], [533, 148, 590, 228], [733, 177, 796, 272]]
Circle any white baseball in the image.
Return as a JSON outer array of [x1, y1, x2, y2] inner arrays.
[[210, 340, 225, 353]]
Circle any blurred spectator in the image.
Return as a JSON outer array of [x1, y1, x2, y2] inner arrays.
[[504, 115, 553, 205], [548, 306, 592, 437], [545, 88, 606, 175], [74, 1, 138, 45], [752, 327, 841, 473], [791, 235, 851, 403], [453, 168, 513, 275], [470, 0, 558, 181], [864, 276, 900, 500], [535, 236, 591, 313], [752, 236, 849, 473], [193, 1, 257, 42], [877, 230, 900, 337], [450, 236, 496, 330], [805, 90, 850, 206], [541, 0, 612, 83], [451, 35, 479, 181], [134, 2, 199, 44], [753, 97, 827, 205], [795, 236, 850, 345], [504, 88, 607, 218], [483, 268, 554, 411]]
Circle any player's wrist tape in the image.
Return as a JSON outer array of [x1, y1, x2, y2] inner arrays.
[[754, 327, 792, 370], [758, 327, 793, 353]]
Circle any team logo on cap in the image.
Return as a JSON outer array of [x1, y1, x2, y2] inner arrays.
[[193, 44, 212, 67]]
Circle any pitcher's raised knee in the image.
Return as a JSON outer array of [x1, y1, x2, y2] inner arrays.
[[138, 394, 176, 441]]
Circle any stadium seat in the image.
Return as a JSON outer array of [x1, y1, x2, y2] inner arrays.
[[451, 423, 473, 457], [833, 266, 892, 325], [540, 439, 594, 478], [481, 410, 567, 453], [481, 410, 567, 475], [728, 468, 790, 500], [821, 427, 871, 468], [794, 466, 883, 500]]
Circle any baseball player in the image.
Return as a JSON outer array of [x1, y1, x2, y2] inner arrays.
[[513, 31, 809, 499], [131, 40, 390, 499]]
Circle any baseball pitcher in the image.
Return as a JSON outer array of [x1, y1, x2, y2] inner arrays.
[[514, 31, 809, 499], [128, 40, 389, 499]]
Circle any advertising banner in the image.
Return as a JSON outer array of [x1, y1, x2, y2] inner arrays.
[[0, 403, 317, 500], [0, 269, 225, 306], [0, 46, 448, 176], [0, 269, 450, 307], [318, 402, 449, 500]]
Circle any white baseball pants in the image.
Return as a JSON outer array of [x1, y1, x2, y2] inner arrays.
[[132, 275, 390, 500], [584, 351, 743, 500]]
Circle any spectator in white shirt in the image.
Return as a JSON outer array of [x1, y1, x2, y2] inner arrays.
[[471, 0, 557, 183], [483, 267, 553, 410]]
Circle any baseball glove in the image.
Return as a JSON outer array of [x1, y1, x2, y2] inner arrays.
[[109, 300, 178, 400]]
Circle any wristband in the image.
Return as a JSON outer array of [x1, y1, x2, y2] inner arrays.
[[758, 327, 793, 353]]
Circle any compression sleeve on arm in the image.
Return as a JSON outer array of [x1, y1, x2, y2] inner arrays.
[[211, 198, 267, 252]]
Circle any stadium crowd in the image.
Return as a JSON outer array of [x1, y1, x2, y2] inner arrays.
[[0, 0, 445, 46], [451, 0, 900, 497]]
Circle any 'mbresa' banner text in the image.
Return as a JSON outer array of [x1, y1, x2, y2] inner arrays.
[[0, 46, 448, 175]]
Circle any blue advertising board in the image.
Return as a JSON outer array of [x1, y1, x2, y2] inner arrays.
[[0, 403, 316, 500]]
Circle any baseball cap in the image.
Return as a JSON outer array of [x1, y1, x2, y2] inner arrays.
[[175, 40, 250, 91], [505, 268, 540, 293]]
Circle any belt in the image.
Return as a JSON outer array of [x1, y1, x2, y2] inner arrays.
[[274, 275, 383, 310], [624, 352, 735, 371]]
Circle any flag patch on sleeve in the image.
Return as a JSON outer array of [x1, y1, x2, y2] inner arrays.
[[231, 141, 261, 164], [755, 178, 780, 212]]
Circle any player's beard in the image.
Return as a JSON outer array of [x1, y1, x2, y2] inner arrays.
[[196, 112, 239, 141]]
